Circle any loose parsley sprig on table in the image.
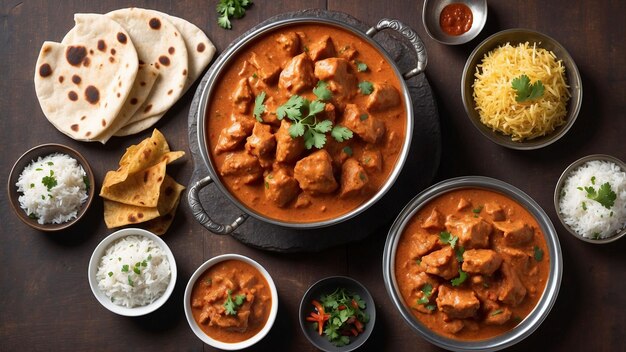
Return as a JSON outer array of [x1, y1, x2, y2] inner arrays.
[[511, 74, 544, 102], [276, 81, 352, 149], [216, 0, 253, 29]]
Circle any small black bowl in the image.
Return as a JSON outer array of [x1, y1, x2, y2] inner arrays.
[[7, 143, 95, 232], [299, 276, 376, 352]]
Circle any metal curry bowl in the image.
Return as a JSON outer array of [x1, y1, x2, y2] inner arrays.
[[382, 176, 562, 351], [188, 13, 427, 233]]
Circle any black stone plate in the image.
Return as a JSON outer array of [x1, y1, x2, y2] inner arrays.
[[186, 9, 441, 252]]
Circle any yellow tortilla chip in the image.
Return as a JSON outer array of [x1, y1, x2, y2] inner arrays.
[[103, 199, 160, 228], [156, 175, 186, 215], [100, 159, 167, 207], [141, 196, 181, 235], [102, 175, 185, 229]]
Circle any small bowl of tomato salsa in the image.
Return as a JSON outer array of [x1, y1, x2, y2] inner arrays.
[[422, 0, 487, 45], [183, 254, 278, 350]]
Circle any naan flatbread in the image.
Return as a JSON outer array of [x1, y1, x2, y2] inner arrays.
[[113, 10, 216, 137], [34, 13, 138, 141], [107, 8, 189, 122]]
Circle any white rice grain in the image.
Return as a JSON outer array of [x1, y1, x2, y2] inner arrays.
[[16, 153, 88, 224], [558, 160, 626, 239]]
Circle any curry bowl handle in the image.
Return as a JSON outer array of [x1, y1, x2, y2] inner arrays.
[[188, 175, 249, 235], [366, 18, 428, 79]]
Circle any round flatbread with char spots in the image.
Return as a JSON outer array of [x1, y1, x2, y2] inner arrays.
[[113, 10, 216, 136], [107, 8, 189, 123], [33, 13, 138, 141]]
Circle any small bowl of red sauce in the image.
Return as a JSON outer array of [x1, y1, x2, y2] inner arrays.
[[422, 0, 487, 45]]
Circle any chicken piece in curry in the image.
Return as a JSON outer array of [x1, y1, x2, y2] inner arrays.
[[395, 189, 550, 340], [206, 24, 406, 223], [190, 260, 272, 343]]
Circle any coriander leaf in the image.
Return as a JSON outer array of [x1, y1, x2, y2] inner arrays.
[[439, 231, 458, 249], [41, 174, 57, 191], [308, 100, 326, 116], [511, 74, 545, 102], [417, 296, 429, 305], [451, 269, 468, 286], [426, 304, 437, 311], [331, 125, 353, 142], [313, 80, 332, 101], [314, 120, 333, 133], [455, 246, 465, 262], [121, 264, 129, 272], [253, 91, 266, 122], [358, 81, 374, 95], [533, 246, 544, 262], [585, 182, 617, 209], [304, 129, 326, 150], [288, 121, 305, 138], [216, 0, 253, 29], [421, 283, 433, 296], [223, 290, 245, 315], [359, 113, 369, 121], [490, 309, 504, 316], [356, 61, 368, 72], [277, 95, 304, 120], [342, 146, 353, 156], [127, 276, 134, 287]]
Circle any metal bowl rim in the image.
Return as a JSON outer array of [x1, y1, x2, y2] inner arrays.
[[196, 15, 416, 229], [553, 154, 626, 244], [460, 28, 583, 150], [382, 176, 563, 351]]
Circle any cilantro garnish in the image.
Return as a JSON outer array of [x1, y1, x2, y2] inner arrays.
[[342, 146, 353, 156], [223, 290, 246, 315], [127, 276, 134, 287], [511, 74, 544, 102], [533, 246, 544, 262], [439, 231, 458, 249], [276, 92, 352, 149], [121, 264, 129, 272], [583, 182, 617, 209], [451, 269, 468, 286], [253, 91, 266, 122], [490, 309, 503, 316], [313, 80, 332, 101], [416, 283, 433, 306], [472, 206, 483, 218], [355, 61, 368, 72], [314, 287, 368, 346], [216, 0, 252, 29], [358, 81, 374, 95], [41, 170, 57, 191], [108, 272, 113, 277]]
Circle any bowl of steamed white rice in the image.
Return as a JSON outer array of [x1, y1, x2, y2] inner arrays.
[[554, 154, 626, 243], [88, 228, 177, 316], [8, 143, 95, 232]]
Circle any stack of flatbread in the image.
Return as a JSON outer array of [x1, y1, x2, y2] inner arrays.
[[34, 8, 216, 143], [100, 129, 185, 235]]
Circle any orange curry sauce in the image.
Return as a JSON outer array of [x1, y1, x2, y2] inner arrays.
[[206, 24, 406, 223], [190, 260, 272, 343], [395, 189, 550, 340], [440, 3, 473, 36]]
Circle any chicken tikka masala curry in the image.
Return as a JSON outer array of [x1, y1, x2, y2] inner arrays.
[[206, 24, 407, 223], [190, 259, 272, 343], [395, 189, 550, 340]]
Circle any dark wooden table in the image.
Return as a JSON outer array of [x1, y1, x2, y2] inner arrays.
[[1, 1, 624, 351]]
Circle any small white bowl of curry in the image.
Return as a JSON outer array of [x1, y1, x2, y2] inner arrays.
[[183, 254, 278, 350], [383, 176, 562, 351]]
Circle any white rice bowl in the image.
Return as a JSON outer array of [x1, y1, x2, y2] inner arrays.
[[15, 153, 88, 224], [96, 235, 171, 308], [558, 160, 626, 239]]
